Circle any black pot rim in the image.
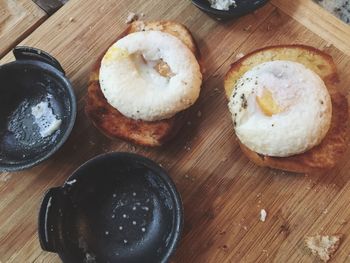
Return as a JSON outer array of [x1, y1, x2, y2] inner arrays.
[[0, 59, 77, 172]]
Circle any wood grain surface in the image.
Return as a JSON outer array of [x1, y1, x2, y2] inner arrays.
[[0, 0, 350, 262], [271, 0, 350, 56], [0, 0, 47, 58]]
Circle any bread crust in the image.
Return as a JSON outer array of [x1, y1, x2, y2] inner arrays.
[[224, 45, 349, 173], [85, 21, 200, 146]]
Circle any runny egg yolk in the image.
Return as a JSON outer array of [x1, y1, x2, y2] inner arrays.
[[104, 46, 129, 61], [154, 60, 174, 78], [256, 88, 281, 116]]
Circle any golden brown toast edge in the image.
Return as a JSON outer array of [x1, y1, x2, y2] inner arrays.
[[85, 21, 200, 147], [224, 45, 349, 173]]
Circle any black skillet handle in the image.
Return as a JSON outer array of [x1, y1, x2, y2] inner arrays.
[[38, 187, 63, 253], [13, 46, 66, 75]]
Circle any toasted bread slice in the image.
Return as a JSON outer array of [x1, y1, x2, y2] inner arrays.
[[224, 45, 349, 173], [86, 21, 200, 146]]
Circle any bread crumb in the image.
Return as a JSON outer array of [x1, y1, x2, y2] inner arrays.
[[339, 220, 347, 226], [213, 72, 220, 78], [219, 230, 226, 235], [125, 12, 139, 24], [236, 53, 245, 59], [197, 111, 202, 117], [184, 174, 195, 182], [243, 25, 252, 31], [260, 209, 267, 222], [325, 43, 332, 48], [0, 173, 12, 182], [69, 17, 74, 22], [305, 234, 342, 262]]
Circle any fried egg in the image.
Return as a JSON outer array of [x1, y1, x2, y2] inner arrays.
[[228, 60, 332, 157], [99, 31, 202, 121]]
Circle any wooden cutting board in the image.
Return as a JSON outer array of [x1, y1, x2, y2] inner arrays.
[[0, 0, 47, 58], [1, 0, 350, 262]]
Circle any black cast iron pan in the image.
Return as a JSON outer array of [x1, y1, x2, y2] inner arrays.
[[38, 152, 183, 263], [0, 46, 76, 172]]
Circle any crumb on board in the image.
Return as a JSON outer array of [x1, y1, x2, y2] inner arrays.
[[219, 230, 226, 235], [126, 12, 139, 24], [236, 53, 245, 59], [305, 234, 342, 262], [69, 17, 74, 22], [262, 249, 269, 256], [184, 174, 195, 182], [339, 219, 347, 226], [213, 72, 220, 77], [243, 25, 252, 31], [184, 145, 191, 151], [0, 173, 12, 182], [260, 209, 267, 222], [221, 244, 229, 250]]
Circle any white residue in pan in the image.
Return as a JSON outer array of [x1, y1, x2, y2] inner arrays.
[[208, 0, 237, 10], [85, 253, 96, 263], [31, 100, 62, 137]]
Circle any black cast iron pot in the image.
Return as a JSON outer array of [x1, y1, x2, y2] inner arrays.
[[0, 46, 76, 172], [38, 152, 184, 263]]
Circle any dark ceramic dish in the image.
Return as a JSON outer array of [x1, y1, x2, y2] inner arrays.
[[38, 152, 183, 263], [192, 0, 269, 20], [0, 46, 76, 172]]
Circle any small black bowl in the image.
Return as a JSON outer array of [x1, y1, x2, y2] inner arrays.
[[0, 46, 76, 172], [38, 152, 183, 263], [192, 0, 269, 20]]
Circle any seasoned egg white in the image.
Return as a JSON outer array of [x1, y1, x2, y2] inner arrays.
[[228, 60, 332, 157]]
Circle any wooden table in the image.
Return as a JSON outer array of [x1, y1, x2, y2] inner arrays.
[[1, 0, 350, 262], [0, 0, 47, 58]]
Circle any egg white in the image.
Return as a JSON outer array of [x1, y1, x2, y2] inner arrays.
[[99, 31, 202, 121], [228, 60, 332, 157]]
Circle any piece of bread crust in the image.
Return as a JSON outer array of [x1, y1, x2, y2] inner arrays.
[[305, 234, 342, 262], [85, 21, 200, 146], [224, 45, 349, 173]]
